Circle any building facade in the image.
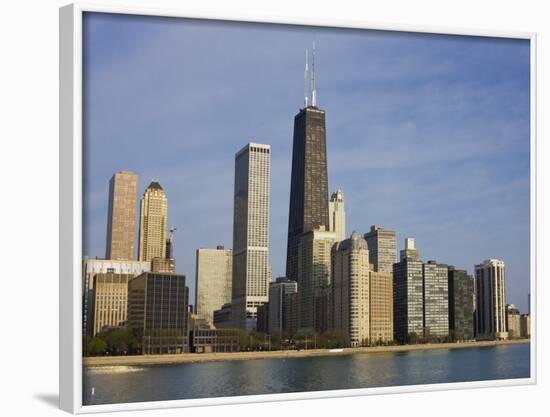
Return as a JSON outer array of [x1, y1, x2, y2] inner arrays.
[[90, 272, 134, 336], [332, 232, 370, 347], [195, 246, 233, 325], [369, 270, 393, 343], [328, 190, 346, 242], [213, 303, 233, 329], [128, 272, 189, 354], [105, 171, 138, 261], [393, 238, 424, 342], [268, 277, 298, 338], [189, 329, 240, 353], [520, 314, 531, 338], [151, 257, 175, 273], [284, 292, 299, 339], [448, 266, 474, 340], [475, 259, 508, 340], [423, 261, 449, 339], [364, 225, 397, 274], [506, 304, 521, 339], [232, 143, 271, 330], [296, 227, 336, 332], [138, 181, 168, 262], [82, 258, 150, 336]]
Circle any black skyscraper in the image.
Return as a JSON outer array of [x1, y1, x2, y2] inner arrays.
[[286, 46, 330, 281]]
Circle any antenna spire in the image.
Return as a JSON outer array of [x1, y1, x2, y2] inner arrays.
[[304, 49, 309, 108], [311, 41, 317, 107]]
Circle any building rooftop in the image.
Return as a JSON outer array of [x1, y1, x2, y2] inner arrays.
[[146, 180, 163, 191]]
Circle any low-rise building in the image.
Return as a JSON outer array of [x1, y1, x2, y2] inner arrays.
[[82, 257, 150, 336], [128, 272, 189, 354], [189, 328, 240, 353], [90, 272, 134, 336]]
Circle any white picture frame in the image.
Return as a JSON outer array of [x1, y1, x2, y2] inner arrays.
[[59, 2, 537, 413]]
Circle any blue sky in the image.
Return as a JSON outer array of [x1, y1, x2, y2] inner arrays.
[[83, 13, 531, 312]]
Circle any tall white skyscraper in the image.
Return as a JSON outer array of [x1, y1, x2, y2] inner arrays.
[[328, 190, 346, 242], [195, 246, 233, 325], [475, 259, 508, 340], [232, 143, 271, 331]]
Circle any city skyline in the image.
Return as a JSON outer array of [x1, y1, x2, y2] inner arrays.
[[83, 13, 530, 312]]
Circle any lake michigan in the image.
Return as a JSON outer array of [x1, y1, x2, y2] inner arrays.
[[83, 343, 530, 405]]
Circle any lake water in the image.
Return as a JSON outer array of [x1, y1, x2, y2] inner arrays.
[[83, 343, 530, 405]]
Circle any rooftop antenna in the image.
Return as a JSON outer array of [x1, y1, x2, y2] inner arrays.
[[304, 48, 309, 108], [311, 41, 317, 107], [166, 226, 177, 259]]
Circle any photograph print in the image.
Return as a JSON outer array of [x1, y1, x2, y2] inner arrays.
[[80, 11, 532, 406]]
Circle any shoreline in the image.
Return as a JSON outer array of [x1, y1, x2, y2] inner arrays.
[[83, 339, 529, 367]]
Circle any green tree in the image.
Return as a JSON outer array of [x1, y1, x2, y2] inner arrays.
[[104, 327, 138, 354], [84, 336, 107, 356]]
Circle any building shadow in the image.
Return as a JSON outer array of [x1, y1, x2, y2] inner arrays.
[[34, 393, 59, 409]]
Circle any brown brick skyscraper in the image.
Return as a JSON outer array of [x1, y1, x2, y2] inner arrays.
[[105, 171, 138, 260]]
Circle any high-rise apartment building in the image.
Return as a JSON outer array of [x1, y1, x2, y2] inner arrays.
[[364, 225, 397, 273], [195, 246, 233, 325], [369, 270, 394, 343], [448, 266, 474, 340], [268, 277, 298, 337], [232, 143, 271, 330], [296, 227, 336, 332], [393, 238, 424, 342], [286, 47, 329, 283], [138, 181, 168, 262], [105, 171, 138, 260], [90, 272, 134, 336], [82, 258, 150, 336], [423, 261, 449, 339], [328, 190, 346, 242], [128, 272, 189, 354], [332, 232, 370, 347], [475, 259, 508, 340]]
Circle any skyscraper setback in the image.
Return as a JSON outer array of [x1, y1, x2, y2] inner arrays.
[[232, 143, 271, 330], [106, 171, 138, 260], [286, 46, 330, 282], [138, 181, 168, 262]]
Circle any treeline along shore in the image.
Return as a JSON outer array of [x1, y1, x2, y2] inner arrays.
[[84, 339, 529, 367]]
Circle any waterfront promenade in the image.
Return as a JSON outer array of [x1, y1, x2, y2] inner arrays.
[[84, 339, 529, 367]]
